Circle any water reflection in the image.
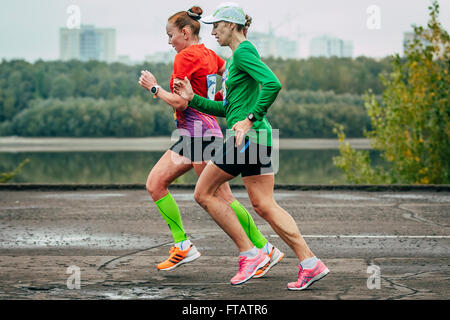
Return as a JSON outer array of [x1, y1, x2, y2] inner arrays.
[[0, 150, 382, 184]]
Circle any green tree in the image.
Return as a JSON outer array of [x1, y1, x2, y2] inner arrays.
[[50, 74, 75, 99], [334, 1, 449, 184]]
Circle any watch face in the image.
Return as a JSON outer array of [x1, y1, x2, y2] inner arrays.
[[151, 87, 157, 94]]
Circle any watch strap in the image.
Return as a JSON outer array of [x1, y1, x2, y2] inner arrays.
[[151, 85, 160, 99]]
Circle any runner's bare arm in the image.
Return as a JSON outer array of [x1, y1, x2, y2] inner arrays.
[[154, 87, 188, 111], [174, 77, 225, 117], [139, 70, 188, 111]]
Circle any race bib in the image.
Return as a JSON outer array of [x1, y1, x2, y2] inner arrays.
[[206, 74, 217, 100]]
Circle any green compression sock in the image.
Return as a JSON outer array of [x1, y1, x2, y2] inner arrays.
[[230, 200, 268, 249], [155, 192, 188, 244]]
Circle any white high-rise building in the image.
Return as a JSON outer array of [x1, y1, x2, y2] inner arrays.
[[343, 41, 354, 58], [309, 35, 353, 58], [59, 28, 80, 61], [96, 28, 116, 63], [144, 51, 176, 64], [247, 31, 298, 59], [59, 25, 116, 63], [117, 55, 132, 65]]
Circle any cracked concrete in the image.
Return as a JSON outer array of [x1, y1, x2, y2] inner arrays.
[[0, 188, 449, 300]]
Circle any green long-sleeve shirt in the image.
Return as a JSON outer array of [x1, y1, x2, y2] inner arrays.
[[188, 40, 281, 146]]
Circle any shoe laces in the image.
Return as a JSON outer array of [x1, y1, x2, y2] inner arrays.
[[237, 256, 248, 272], [238, 253, 260, 272], [297, 264, 304, 277]]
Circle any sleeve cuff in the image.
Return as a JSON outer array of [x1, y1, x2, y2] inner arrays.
[[188, 94, 200, 107], [253, 111, 264, 121]]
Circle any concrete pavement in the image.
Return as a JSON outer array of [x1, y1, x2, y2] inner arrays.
[[0, 186, 449, 300]]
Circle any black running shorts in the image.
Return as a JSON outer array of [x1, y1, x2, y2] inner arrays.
[[212, 136, 273, 177], [169, 135, 223, 163]]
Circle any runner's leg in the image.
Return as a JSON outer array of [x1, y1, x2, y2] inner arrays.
[[192, 162, 269, 249], [146, 150, 193, 244], [242, 173, 315, 261], [194, 162, 254, 252]]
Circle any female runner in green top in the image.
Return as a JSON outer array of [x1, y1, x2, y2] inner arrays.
[[174, 2, 329, 289], [138, 6, 283, 275]]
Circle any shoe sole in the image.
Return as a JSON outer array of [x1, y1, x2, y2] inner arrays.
[[253, 252, 285, 279], [230, 255, 270, 286], [158, 251, 201, 271], [287, 268, 329, 291]]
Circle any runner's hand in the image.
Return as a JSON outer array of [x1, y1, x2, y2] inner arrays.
[[173, 77, 194, 101], [139, 70, 157, 91], [232, 119, 253, 147]]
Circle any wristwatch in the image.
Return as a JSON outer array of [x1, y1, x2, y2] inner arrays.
[[247, 113, 257, 122], [150, 85, 160, 98]]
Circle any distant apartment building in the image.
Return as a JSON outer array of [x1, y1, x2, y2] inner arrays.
[[309, 35, 353, 58], [117, 55, 132, 65], [342, 41, 354, 58], [144, 51, 176, 64], [59, 25, 116, 63], [59, 28, 80, 61], [247, 31, 299, 59]]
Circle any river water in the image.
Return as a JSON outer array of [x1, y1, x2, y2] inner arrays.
[[0, 142, 382, 184]]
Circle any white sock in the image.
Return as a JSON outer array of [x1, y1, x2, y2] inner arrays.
[[175, 239, 191, 251], [240, 246, 258, 259], [300, 256, 319, 269], [262, 242, 274, 255]]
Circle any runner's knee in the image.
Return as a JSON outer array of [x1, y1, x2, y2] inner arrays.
[[193, 188, 205, 206], [194, 187, 214, 208], [146, 173, 169, 201], [252, 199, 277, 220], [214, 185, 235, 204]]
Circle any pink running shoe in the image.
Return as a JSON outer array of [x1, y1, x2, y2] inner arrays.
[[287, 260, 329, 290], [230, 250, 270, 285]]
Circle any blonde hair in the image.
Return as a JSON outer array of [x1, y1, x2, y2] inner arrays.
[[235, 14, 252, 36]]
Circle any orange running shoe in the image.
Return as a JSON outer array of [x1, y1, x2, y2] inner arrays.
[[254, 247, 285, 278], [157, 244, 201, 271]]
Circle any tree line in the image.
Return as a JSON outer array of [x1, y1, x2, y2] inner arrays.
[[0, 91, 372, 138], [0, 56, 390, 137]]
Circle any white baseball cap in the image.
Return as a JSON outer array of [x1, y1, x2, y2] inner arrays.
[[201, 2, 246, 25]]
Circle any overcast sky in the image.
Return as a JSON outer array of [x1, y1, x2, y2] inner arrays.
[[0, 0, 449, 61]]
